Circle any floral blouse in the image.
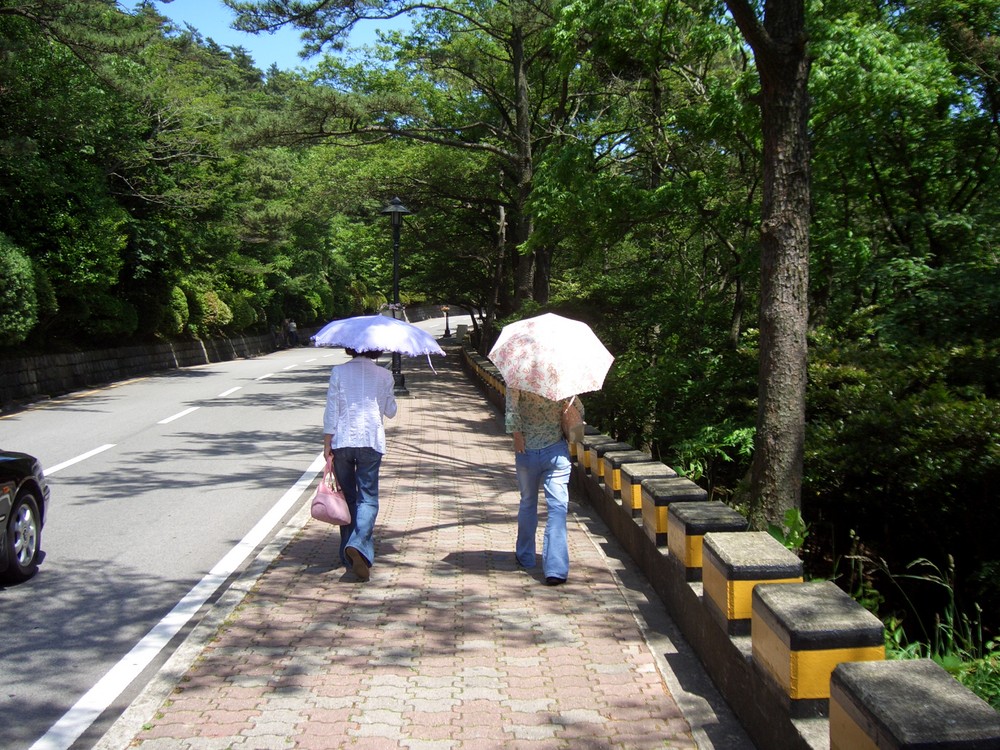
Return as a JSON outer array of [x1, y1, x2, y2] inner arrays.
[[505, 388, 584, 450]]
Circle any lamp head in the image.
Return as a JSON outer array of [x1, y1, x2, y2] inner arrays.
[[380, 196, 411, 227]]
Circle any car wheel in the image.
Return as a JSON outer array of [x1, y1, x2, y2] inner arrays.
[[3, 492, 42, 583]]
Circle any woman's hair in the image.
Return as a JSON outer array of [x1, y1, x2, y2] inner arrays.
[[345, 347, 382, 359]]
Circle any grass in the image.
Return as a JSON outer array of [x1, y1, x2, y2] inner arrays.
[[871, 556, 1000, 710]]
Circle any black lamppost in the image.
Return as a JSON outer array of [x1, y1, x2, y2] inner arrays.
[[441, 305, 451, 337], [380, 197, 411, 395]]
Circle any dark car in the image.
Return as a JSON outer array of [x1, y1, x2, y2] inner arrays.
[[0, 450, 50, 583]]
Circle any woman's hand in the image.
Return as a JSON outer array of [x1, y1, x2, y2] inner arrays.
[[512, 431, 526, 454]]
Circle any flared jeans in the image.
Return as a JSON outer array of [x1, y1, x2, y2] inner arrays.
[[514, 439, 572, 580], [333, 446, 382, 568]]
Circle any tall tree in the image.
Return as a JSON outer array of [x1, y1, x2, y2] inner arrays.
[[725, 0, 811, 527], [226, 0, 581, 323], [0, 0, 152, 64]]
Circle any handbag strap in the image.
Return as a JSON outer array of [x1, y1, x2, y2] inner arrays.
[[562, 395, 576, 415], [325, 456, 340, 491]]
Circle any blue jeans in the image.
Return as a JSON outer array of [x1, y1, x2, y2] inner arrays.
[[515, 440, 572, 580], [333, 447, 382, 568]]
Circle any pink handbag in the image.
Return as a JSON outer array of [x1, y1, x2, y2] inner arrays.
[[311, 458, 351, 526]]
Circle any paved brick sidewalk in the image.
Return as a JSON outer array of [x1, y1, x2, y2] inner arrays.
[[106, 348, 751, 749]]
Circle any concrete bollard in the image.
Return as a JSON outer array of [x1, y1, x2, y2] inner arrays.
[[622, 462, 677, 518], [753, 581, 884, 717], [640, 477, 707, 546], [703, 531, 803, 636], [485, 364, 504, 395], [601, 449, 652, 504], [667, 501, 748, 582], [830, 659, 1000, 749], [590, 440, 633, 486], [568, 424, 599, 463], [579, 434, 621, 477]]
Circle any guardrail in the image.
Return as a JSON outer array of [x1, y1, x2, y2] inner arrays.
[[460, 342, 1000, 750]]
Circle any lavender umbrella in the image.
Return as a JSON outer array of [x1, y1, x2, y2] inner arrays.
[[311, 315, 445, 357]]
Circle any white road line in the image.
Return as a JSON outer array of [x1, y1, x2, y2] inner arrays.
[[45, 445, 116, 476], [283, 364, 297, 370], [216, 387, 242, 398], [29, 453, 326, 750], [256, 373, 275, 380], [157, 407, 199, 424]]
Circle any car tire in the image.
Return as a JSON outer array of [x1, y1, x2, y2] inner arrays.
[[3, 492, 42, 583]]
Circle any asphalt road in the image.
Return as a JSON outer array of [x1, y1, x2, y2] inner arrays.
[[0, 314, 471, 749], [0, 342, 350, 749]]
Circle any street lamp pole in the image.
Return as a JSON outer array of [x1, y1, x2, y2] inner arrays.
[[441, 305, 451, 337], [380, 197, 411, 396]]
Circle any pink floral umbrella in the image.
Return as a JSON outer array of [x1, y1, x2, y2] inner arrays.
[[487, 313, 614, 401]]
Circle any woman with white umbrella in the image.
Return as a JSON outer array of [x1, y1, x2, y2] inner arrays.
[[315, 314, 445, 580], [322, 348, 397, 581]]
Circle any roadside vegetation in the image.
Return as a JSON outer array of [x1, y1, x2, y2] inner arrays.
[[1, 0, 997, 703]]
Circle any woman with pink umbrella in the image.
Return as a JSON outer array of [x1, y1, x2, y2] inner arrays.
[[488, 314, 614, 586]]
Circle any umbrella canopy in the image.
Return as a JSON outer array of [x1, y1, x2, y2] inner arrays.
[[488, 313, 614, 401], [312, 315, 445, 357]]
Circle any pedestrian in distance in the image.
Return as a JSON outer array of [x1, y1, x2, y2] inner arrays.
[[506, 387, 580, 586], [323, 348, 397, 581]]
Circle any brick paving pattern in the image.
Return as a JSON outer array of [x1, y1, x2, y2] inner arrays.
[[125, 349, 721, 749]]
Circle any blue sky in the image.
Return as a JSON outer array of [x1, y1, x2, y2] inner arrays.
[[134, 0, 398, 71]]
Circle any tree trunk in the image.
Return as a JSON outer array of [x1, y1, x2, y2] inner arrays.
[[483, 203, 508, 352], [533, 245, 552, 305], [726, 0, 811, 528], [510, 19, 536, 309], [728, 273, 745, 348]]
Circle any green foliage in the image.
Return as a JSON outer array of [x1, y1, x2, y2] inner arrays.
[[46, 206, 129, 291], [178, 275, 234, 338], [163, 286, 189, 338], [833, 547, 999, 707], [3, 0, 154, 65], [192, 290, 233, 336], [809, 3, 1000, 333], [879, 557, 1000, 710], [805, 323, 1000, 625], [767, 509, 809, 553], [878, 260, 1000, 346], [891, 632, 998, 709], [673, 421, 755, 487], [80, 292, 139, 342], [32, 263, 58, 322], [958, 645, 1000, 712], [883, 616, 926, 660], [0, 235, 39, 346], [223, 290, 258, 333], [896, 559, 987, 664]]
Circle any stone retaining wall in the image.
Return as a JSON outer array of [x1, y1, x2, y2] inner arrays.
[[0, 333, 277, 411]]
